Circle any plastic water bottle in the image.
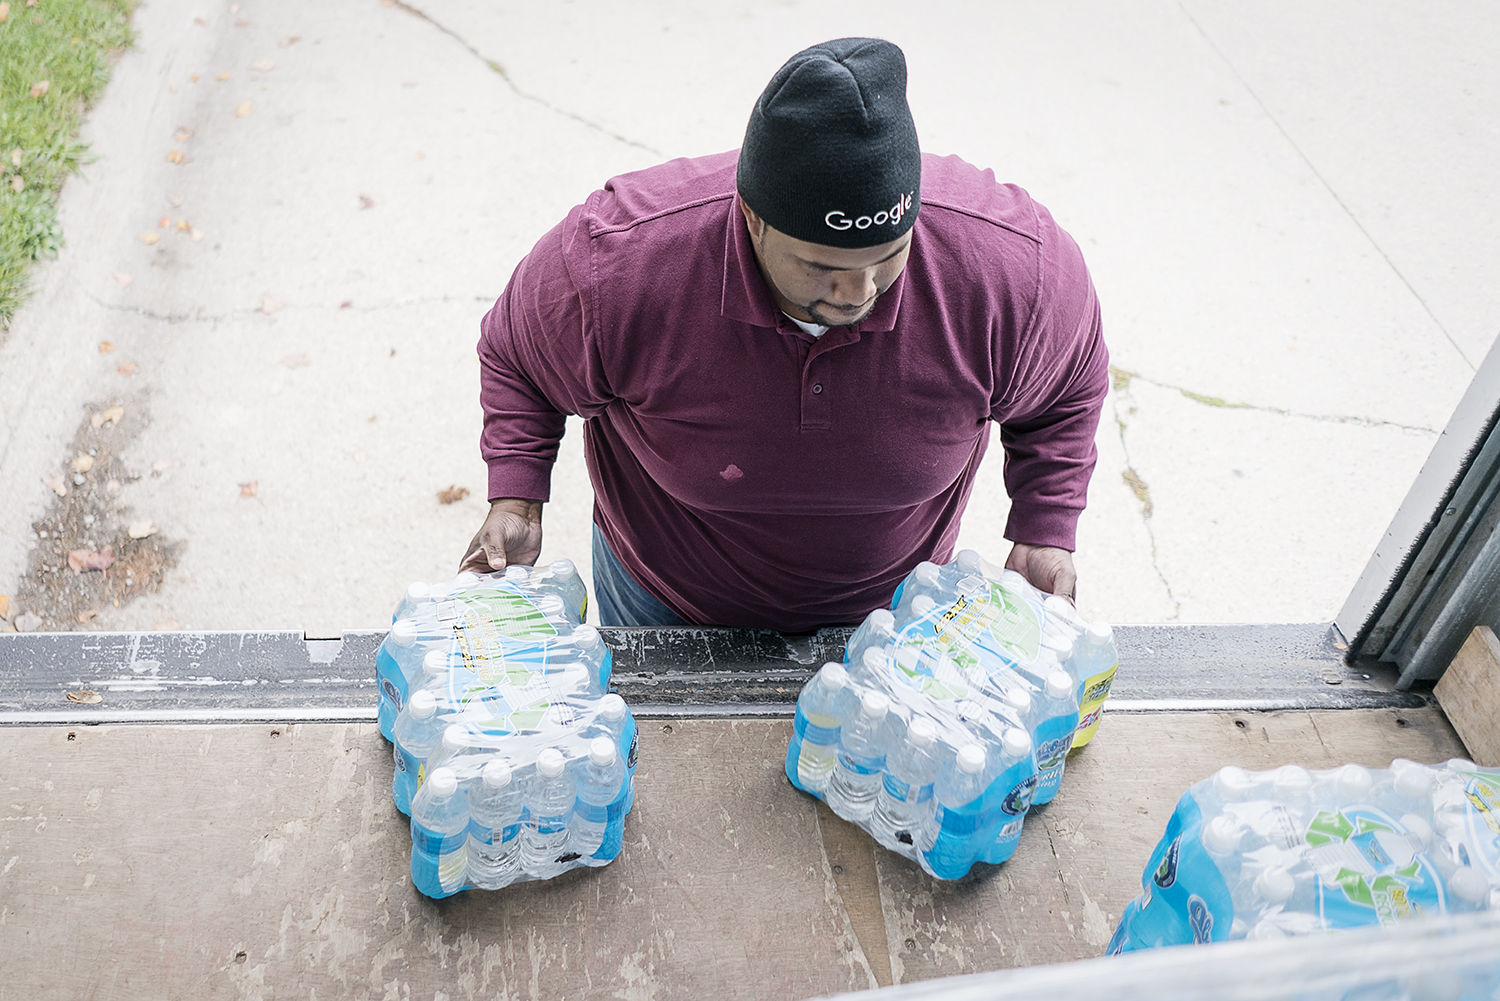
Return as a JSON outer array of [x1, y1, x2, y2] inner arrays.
[[1071, 620, 1118, 748], [597, 693, 638, 811], [467, 759, 525, 889], [827, 690, 891, 821], [1030, 669, 1081, 806], [392, 689, 446, 815], [537, 558, 589, 623], [869, 715, 939, 851], [521, 747, 576, 879], [844, 609, 898, 674], [572, 736, 627, 861], [924, 744, 989, 879], [983, 727, 1037, 865], [410, 766, 471, 898], [570, 624, 612, 688], [787, 663, 854, 794]]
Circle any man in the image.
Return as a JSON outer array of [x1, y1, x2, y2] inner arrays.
[[461, 38, 1108, 632]]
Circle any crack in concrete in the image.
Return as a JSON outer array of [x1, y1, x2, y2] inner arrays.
[[1112, 366, 1440, 434], [1176, 1, 1476, 371], [389, 1, 665, 158], [1110, 369, 1182, 620], [82, 289, 489, 323]]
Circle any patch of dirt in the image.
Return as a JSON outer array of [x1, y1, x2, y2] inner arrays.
[[3, 394, 181, 632]]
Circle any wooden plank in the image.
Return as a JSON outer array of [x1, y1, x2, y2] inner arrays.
[[1435, 624, 1500, 766], [0, 708, 1468, 999]]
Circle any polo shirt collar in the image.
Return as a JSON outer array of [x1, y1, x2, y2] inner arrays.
[[720, 196, 907, 335]]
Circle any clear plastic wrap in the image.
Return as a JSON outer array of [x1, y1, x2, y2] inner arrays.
[[1109, 759, 1500, 953], [786, 550, 1117, 879], [376, 565, 636, 899]]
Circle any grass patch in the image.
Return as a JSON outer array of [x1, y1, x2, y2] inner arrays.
[[1, 0, 135, 329]]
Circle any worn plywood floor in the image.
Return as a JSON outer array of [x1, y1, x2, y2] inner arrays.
[[0, 708, 1467, 1000]]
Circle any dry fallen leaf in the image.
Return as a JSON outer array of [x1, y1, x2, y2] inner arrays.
[[235, 100, 253, 117], [249, 58, 275, 71], [174, 126, 194, 141], [278, 35, 300, 46], [77, 609, 99, 623], [0, 3, 9, 23], [112, 273, 131, 287], [190, 228, 205, 241], [437, 485, 470, 505], [340, 300, 352, 309], [139, 232, 160, 245], [8, 176, 23, 193], [71, 454, 94, 473], [175, 218, 189, 231], [259, 296, 284, 314], [189, 73, 199, 82], [239, 480, 259, 498], [117, 362, 138, 376], [91, 405, 124, 430], [359, 194, 374, 210], [41, 473, 67, 497], [29, 80, 49, 99], [68, 546, 115, 573], [278, 353, 310, 369], [98, 340, 114, 353], [193, 16, 206, 25], [66, 690, 103, 705], [0, 594, 10, 619], [156, 215, 170, 227], [166, 149, 189, 164], [216, 72, 230, 81], [128, 520, 157, 539]]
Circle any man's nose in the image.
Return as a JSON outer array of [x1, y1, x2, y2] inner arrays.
[[829, 269, 878, 307]]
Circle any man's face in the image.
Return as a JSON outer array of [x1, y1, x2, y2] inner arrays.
[[740, 198, 913, 328]]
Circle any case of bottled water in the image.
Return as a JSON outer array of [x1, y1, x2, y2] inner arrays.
[[377, 562, 637, 900], [1108, 759, 1500, 953], [786, 549, 1118, 880]]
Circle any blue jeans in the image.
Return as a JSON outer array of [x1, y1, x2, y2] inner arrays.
[[592, 524, 688, 627]]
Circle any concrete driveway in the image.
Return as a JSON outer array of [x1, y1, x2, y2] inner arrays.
[[0, 0, 1494, 632]]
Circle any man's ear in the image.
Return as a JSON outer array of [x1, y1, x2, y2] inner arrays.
[[738, 196, 765, 240]]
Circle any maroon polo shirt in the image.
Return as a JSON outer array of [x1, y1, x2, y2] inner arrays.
[[478, 150, 1108, 632]]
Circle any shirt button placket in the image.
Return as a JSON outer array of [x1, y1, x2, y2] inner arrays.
[[803, 360, 831, 429]]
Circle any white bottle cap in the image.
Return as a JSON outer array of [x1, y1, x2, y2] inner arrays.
[[1448, 865, 1489, 903], [408, 690, 437, 719], [405, 581, 430, 603], [599, 693, 627, 720], [1045, 671, 1073, 701], [865, 646, 892, 673], [955, 549, 983, 573], [1213, 766, 1253, 802], [955, 699, 985, 723], [1202, 815, 1242, 854], [573, 624, 601, 648], [914, 562, 941, 588], [1085, 621, 1113, 647], [442, 724, 467, 751], [589, 736, 617, 767], [819, 662, 849, 689], [1335, 764, 1374, 799], [1002, 687, 1031, 714], [1043, 594, 1079, 622], [911, 595, 937, 617], [482, 760, 513, 789], [422, 649, 447, 675], [390, 619, 418, 646], [505, 565, 531, 582], [1273, 765, 1312, 799], [860, 691, 890, 718], [908, 716, 937, 746], [426, 767, 457, 798], [536, 747, 566, 778], [867, 608, 896, 634], [1041, 632, 1075, 658], [1400, 814, 1433, 847], [1002, 727, 1031, 759], [1394, 764, 1434, 800], [539, 595, 565, 617], [550, 558, 577, 579], [957, 744, 986, 773], [1254, 867, 1295, 903]]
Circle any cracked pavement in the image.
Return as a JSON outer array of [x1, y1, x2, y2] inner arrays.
[[0, 0, 1496, 631]]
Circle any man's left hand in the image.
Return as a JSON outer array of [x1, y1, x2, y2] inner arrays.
[[1004, 543, 1077, 603]]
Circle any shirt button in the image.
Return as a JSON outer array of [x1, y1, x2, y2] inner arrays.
[[812, 384, 823, 395]]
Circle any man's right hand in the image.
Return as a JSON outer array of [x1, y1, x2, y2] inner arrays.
[[460, 498, 544, 573]]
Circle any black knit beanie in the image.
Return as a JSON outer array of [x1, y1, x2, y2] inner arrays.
[[738, 38, 921, 249]]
